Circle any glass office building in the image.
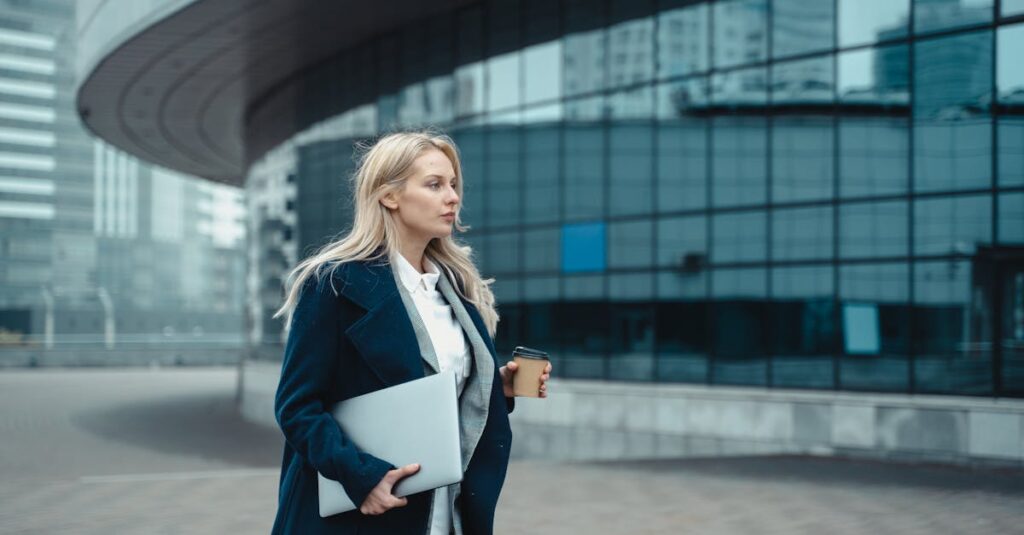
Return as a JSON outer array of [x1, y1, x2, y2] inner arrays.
[[245, 0, 1024, 398]]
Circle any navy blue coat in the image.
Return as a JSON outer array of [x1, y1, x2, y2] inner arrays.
[[271, 258, 514, 535]]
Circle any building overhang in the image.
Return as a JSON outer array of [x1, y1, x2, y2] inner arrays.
[[76, 0, 469, 186]]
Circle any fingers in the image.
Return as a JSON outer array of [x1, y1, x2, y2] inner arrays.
[[545, 363, 552, 373], [506, 361, 518, 371], [386, 463, 419, 483]]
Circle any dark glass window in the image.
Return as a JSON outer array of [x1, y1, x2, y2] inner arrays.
[[772, 56, 835, 203], [657, 1, 709, 79], [837, 44, 910, 198], [839, 200, 909, 259], [997, 24, 1024, 187], [838, 0, 909, 47], [914, 0, 992, 35], [523, 126, 561, 225], [838, 263, 911, 391], [656, 215, 707, 268], [608, 219, 653, 269], [656, 78, 708, 212], [712, 67, 767, 207], [713, 0, 767, 69], [523, 227, 560, 273], [565, 125, 606, 220], [913, 260, 993, 395], [488, 230, 521, 276], [523, 276, 559, 302], [608, 300, 656, 381], [771, 0, 834, 59], [711, 210, 767, 263], [999, 192, 1024, 244], [562, 222, 606, 273], [913, 30, 993, 193], [772, 205, 834, 261], [711, 267, 768, 386], [769, 265, 836, 389], [486, 127, 521, 228], [557, 300, 608, 379], [521, 300, 560, 369], [609, 123, 653, 216], [452, 128, 486, 228], [656, 297, 710, 383], [913, 194, 992, 256]]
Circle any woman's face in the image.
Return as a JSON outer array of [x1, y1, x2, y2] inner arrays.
[[382, 148, 460, 246]]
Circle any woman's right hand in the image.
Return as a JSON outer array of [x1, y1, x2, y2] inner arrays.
[[358, 463, 420, 515]]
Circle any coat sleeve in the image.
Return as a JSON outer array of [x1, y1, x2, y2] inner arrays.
[[274, 274, 395, 508]]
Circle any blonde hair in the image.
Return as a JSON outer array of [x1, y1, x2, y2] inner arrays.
[[273, 130, 499, 338]]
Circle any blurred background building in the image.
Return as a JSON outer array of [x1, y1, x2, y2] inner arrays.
[[73, 0, 1024, 463], [0, 0, 246, 361]]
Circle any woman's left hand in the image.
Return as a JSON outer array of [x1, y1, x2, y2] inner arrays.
[[499, 361, 552, 398]]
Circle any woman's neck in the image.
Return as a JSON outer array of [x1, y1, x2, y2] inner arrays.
[[395, 241, 429, 274]]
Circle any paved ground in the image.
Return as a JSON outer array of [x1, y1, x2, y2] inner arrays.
[[1, 368, 1022, 534]]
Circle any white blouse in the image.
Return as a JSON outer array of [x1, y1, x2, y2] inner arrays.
[[393, 252, 471, 535]]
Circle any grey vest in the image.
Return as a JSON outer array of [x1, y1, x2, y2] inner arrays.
[[389, 258, 494, 535]]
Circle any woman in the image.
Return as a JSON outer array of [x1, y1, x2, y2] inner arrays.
[[270, 131, 551, 535]]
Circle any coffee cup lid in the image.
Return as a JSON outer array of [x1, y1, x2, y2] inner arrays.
[[513, 346, 549, 360]]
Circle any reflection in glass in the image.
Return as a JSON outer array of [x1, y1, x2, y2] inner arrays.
[[839, 200, 908, 259], [772, 205, 833, 261], [914, 0, 992, 35], [712, 67, 767, 207], [523, 228, 560, 273], [713, 0, 767, 69], [565, 95, 605, 121], [914, 31, 992, 192], [771, 0, 834, 59], [913, 194, 992, 256], [565, 125, 605, 220], [523, 41, 562, 105], [610, 124, 653, 216], [711, 268, 767, 386], [608, 86, 654, 119], [657, 215, 707, 268], [657, 2, 708, 79], [914, 260, 993, 394], [1004, 0, 1024, 16], [656, 298, 709, 383], [487, 52, 521, 112], [608, 299, 655, 381], [524, 127, 560, 225], [608, 219, 653, 269], [838, 0, 909, 47], [838, 263, 911, 391], [771, 58, 834, 202], [997, 25, 1024, 187], [488, 231, 521, 276], [455, 63, 485, 117], [998, 192, 1024, 244], [607, 17, 654, 88], [770, 266, 835, 388], [564, 30, 605, 97], [657, 79, 707, 212], [486, 128, 521, 228], [711, 210, 767, 263]]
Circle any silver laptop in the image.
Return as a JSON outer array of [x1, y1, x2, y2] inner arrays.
[[318, 370, 462, 517]]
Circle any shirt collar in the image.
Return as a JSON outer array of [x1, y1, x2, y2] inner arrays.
[[392, 251, 440, 294]]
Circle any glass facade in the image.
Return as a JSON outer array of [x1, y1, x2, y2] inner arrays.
[[254, 0, 1024, 397]]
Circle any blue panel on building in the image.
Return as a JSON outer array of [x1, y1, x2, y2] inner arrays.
[[561, 222, 606, 273]]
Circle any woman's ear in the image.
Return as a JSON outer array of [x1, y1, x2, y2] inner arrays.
[[380, 191, 399, 210]]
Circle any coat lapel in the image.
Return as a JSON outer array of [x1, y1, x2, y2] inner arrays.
[[337, 260, 427, 387]]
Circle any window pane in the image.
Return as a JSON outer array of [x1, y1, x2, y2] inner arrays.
[[713, 0, 767, 69], [523, 41, 562, 105], [773, 117, 834, 203], [563, 30, 605, 97], [913, 31, 992, 193], [712, 210, 767, 263], [523, 227, 560, 273], [839, 263, 911, 391], [839, 200, 909, 259], [608, 85, 654, 119], [486, 127, 521, 227], [657, 215, 707, 268], [838, 0, 910, 47], [914, 260, 993, 394], [772, 205, 834, 261], [712, 67, 767, 207], [657, 2, 709, 79], [997, 25, 1024, 187], [488, 231, 521, 275], [772, 0, 834, 59], [656, 78, 708, 212], [711, 267, 767, 386], [609, 300, 655, 381], [557, 300, 607, 378], [1004, 0, 1024, 16], [608, 219, 653, 269], [452, 128, 485, 228], [565, 125, 605, 220], [609, 123, 653, 216], [998, 192, 1024, 244], [914, 0, 993, 35], [913, 194, 992, 256], [487, 52, 521, 112], [524, 126, 560, 225], [770, 265, 836, 389], [607, 17, 654, 88], [656, 299, 709, 383], [562, 222, 606, 273]]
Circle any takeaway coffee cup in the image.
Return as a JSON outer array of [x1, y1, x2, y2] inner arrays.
[[512, 346, 549, 398]]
